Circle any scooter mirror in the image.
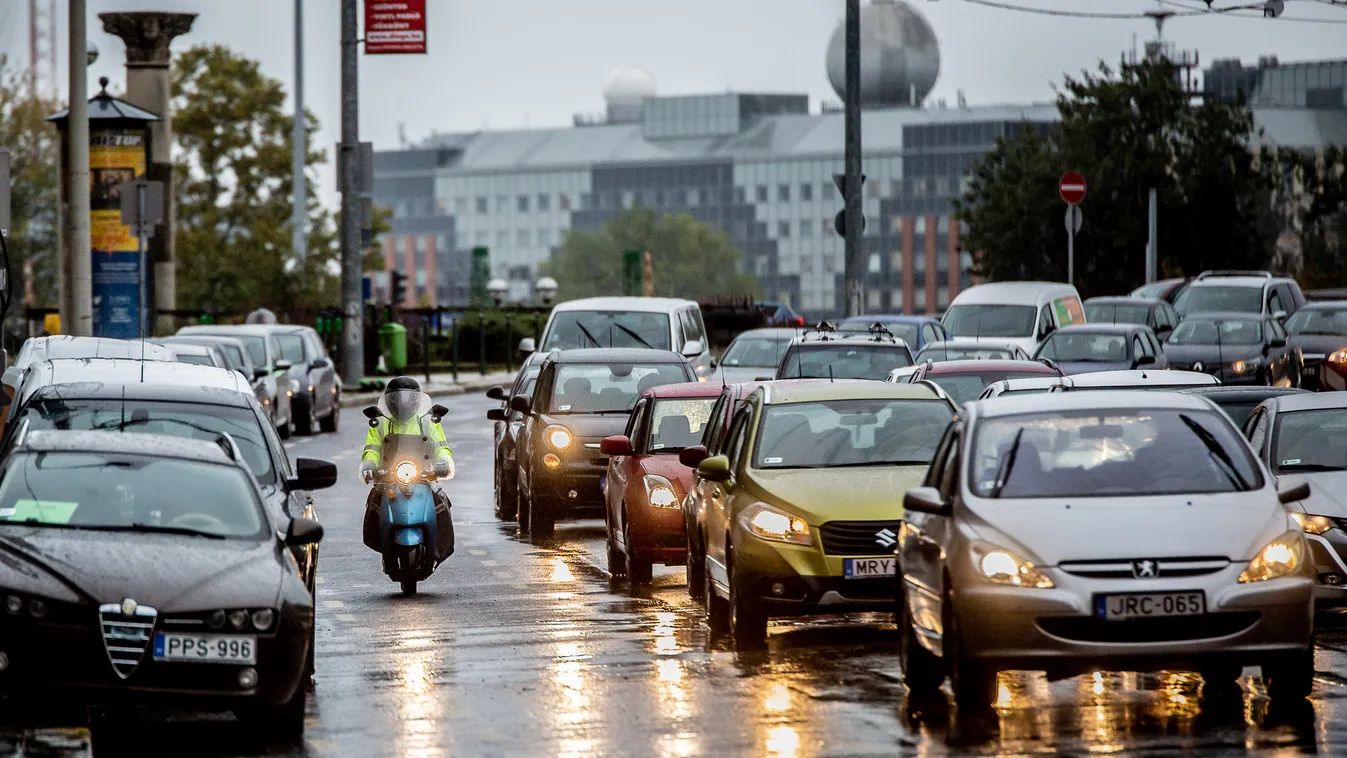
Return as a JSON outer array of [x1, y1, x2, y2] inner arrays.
[[431, 404, 449, 422], [362, 406, 381, 419]]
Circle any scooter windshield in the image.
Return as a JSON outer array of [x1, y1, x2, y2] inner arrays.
[[381, 432, 435, 472]]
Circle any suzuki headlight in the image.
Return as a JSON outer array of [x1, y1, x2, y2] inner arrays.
[[975, 545, 1054, 588], [1290, 513, 1334, 536], [643, 475, 679, 509], [1231, 358, 1261, 375], [395, 461, 418, 485], [545, 425, 572, 450], [1239, 531, 1304, 583], [740, 503, 812, 546]]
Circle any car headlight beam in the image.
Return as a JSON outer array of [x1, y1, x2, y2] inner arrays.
[[1291, 513, 1334, 536], [740, 503, 812, 546], [643, 475, 680, 509], [976, 546, 1054, 588], [1239, 530, 1304, 583], [545, 425, 573, 450], [395, 461, 419, 485], [1231, 357, 1261, 375]]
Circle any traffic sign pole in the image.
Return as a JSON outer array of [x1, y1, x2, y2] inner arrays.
[[1058, 172, 1087, 287]]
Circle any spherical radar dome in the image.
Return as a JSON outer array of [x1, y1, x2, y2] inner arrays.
[[825, 0, 940, 108], [603, 67, 657, 105]]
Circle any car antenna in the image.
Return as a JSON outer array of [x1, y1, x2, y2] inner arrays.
[[1216, 318, 1224, 371], [828, 364, 834, 383]]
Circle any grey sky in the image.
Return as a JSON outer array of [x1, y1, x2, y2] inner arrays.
[[5, 0, 1346, 208]]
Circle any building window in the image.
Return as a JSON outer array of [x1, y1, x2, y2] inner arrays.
[[778, 184, 790, 202], [868, 181, 881, 198], [622, 191, 635, 209], [496, 231, 508, 248], [868, 253, 881, 274], [823, 218, 834, 236], [916, 217, 927, 235], [537, 194, 550, 211], [890, 179, 902, 197], [687, 188, 701, 207], [800, 219, 813, 237], [778, 221, 791, 238], [436, 233, 449, 251], [937, 216, 949, 234], [454, 197, 468, 215], [560, 194, 572, 211], [476, 197, 488, 214], [801, 183, 813, 202], [756, 185, 768, 203], [867, 290, 881, 309], [518, 195, 530, 212], [518, 230, 530, 246], [935, 177, 952, 196]]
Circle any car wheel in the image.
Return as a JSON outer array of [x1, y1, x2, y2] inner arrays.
[[704, 559, 729, 637], [319, 401, 339, 433], [400, 579, 418, 596], [624, 512, 653, 587], [278, 418, 292, 440], [728, 551, 767, 649], [1264, 648, 1315, 700], [898, 585, 944, 694], [516, 480, 531, 534], [1199, 663, 1242, 696], [606, 512, 627, 580], [686, 527, 706, 602], [296, 398, 317, 436], [530, 493, 555, 542], [946, 594, 997, 711], [304, 623, 317, 692], [237, 684, 306, 742]]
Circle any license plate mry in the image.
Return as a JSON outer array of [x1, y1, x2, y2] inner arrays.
[[844, 557, 894, 579], [1095, 591, 1205, 621], [153, 633, 257, 664]]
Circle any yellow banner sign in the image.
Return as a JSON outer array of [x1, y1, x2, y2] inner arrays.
[[89, 130, 147, 253]]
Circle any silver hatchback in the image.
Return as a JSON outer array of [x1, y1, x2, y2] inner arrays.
[[896, 390, 1315, 709]]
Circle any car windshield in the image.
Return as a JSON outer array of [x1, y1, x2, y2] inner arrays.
[[1175, 285, 1263, 315], [839, 321, 919, 349], [647, 398, 717, 452], [549, 364, 687, 413], [1285, 309, 1347, 336], [1214, 401, 1260, 429], [231, 335, 267, 366], [719, 337, 790, 368], [1036, 332, 1128, 362], [18, 399, 276, 484], [275, 334, 305, 363], [779, 344, 913, 380], [174, 353, 215, 367], [970, 408, 1261, 498], [1132, 282, 1174, 300], [1167, 318, 1262, 345], [0, 452, 266, 539], [916, 345, 1014, 362], [1085, 302, 1151, 326], [220, 344, 247, 371], [755, 399, 952, 469], [929, 372, 1057, 406], [942, 304, 1037, 338], [1272, 409, 1347, 473], [542, 311, 671, 351]]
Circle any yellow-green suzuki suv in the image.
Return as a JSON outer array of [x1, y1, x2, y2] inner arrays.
[[697, 379, 955, 648]]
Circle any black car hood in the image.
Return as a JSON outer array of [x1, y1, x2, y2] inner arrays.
[[540, 413, 630, 441], [0, 528, 283, 612], [1164, 344, 1262, 367], [1289, 334, 1347, 356]]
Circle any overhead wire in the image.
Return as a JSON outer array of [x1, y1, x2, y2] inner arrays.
[[949, 0, 1347, 22]]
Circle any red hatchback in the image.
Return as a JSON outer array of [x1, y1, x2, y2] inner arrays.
[[600, 382, 723, 585], [906, 359, 1064, 406]]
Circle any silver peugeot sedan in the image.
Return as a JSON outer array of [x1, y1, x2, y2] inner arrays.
[[896, 390, 1315, 709]]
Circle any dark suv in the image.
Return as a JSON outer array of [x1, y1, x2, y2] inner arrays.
[[774, 324, 915, 381], [1174, 271, 1306, 321]]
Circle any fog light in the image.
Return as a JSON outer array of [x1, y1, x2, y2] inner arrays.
[[1322, 573, 1346, 586], [251, 609, 275, 631], [568, 489, 578, 499], [207, 610, 226, 629], [0, 652, 9, 671], [229, 610, 249, 629], [543, 453, 560, 469], [237, 667, 258, 689], [28, 600, 46, 619], [3, 597, 20, 615], [771, 583, 785, 597]]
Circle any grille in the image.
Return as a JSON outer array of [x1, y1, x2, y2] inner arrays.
[[1058, 557, 1228, 579], [1037, 612, 1258, 643], [818, 520, 903, 556], [99, 602, 158, 679]]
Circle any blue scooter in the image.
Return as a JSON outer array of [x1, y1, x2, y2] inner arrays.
[[363, 404, 450, 596]]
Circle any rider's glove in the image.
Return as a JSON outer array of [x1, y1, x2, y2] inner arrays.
[[434, 456, 454, 480], [361, 459, 376, 484]]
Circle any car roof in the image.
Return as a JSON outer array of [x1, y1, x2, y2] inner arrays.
[[545, 347, 687, 364], [551, 297, 695, 313], [732, 328, 802, 340], [642, 381, 724, 399], [761, 379, 942, 405], [161, 334, 247, 348], [1178, 386, 1309, 402], [1295, 300, 1347, 311], [792, 333, 908, 346], [155, 341, 214, 355], [950, 282, 1077, 302], [1086, 296, 1160, 307], [27, 358, 253, 395], [16, 429, 237, 465], [972, 388, 1213, 418], [991, 376, 1068, 393], [178, 325, 278, 337], [925, 359, 1061, 375], [1264, 392, 1347, 413], [1048, 323, 1146, 335], [1064, 369, 1219, 388], [22, 336, 172, 363], [1187, 277, 1272, 288], [932, 337, 1019, 348], [840, 314, 936, 324], [25, 379, 255, 407]]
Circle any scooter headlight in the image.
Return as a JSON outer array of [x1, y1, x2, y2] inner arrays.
[[395, 461, 419, 485]]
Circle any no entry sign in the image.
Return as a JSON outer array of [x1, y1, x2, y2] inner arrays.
[[1059, 172, 1086, 205], [365, 0, 427, 54]]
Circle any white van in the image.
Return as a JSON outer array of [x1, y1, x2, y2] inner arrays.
[[941, 282, 1085, 356], [519, 297, 713, 378]]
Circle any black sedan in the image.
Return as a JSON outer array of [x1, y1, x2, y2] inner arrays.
[[514, 348, 693, 539], [1032, 324, 1167, 375], [1284, 301, 1347, 391], [1178, 385, 1310, 428], [1083, 296, 1180, 341], [487, 355, 544, 520], [1163, 312, 1300, 387], [0, 431, 322, 737]]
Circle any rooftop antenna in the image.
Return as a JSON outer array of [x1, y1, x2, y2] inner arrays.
[[828, 364, 835, 383]]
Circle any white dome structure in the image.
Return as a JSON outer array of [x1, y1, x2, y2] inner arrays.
[[825, 0, 940, 108], [603, 67, 657, 105]]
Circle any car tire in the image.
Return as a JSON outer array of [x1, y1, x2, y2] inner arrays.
[[704, 562, 729, 637], [946, 594, 996, 711], [1199, 663, 1242, 696], [624, 513, 653, 587], [1264, 648, 1315, 700], [319, 402, 339, 433], [295, 398, 317, 436], [278, 418, 292, 440], [686, 528, 706, 602], [898, 585, 944, 694], [304, 623, 317, 692], [400, 580, 418, 596], [494, 464, 518, 520], [728, 553, 767, 649], [237, 685, 306, 742], [606, 512, 628, 580], [530, 494, 555, 541], [516, 481, 531, 534]]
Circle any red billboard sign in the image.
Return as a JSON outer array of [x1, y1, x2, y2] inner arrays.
[[364, 0, 427, 55]]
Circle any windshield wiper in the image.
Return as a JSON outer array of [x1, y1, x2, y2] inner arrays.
[[613, 323, 654, 350], [576, 324, 601, 348], [82, 523, 229, 540], [1179, 414, 1249, 490], [989, 428, 1025, 499], [1278, 462, 1347, 473]]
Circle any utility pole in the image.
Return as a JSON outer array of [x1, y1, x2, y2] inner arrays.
[[842, 0, 863, 318], [1146, 188, 1158, 284], [66, 0, 92, 336], [339, 0, 363, 383], [292, 0, 307, 261]]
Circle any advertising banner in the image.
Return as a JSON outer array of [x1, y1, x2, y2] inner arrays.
[[89, 128, 147, 339], [365, 0, 427, 54]]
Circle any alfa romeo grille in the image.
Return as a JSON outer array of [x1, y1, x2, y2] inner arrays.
[[819, 520, 903, 556], [99, 602, 158, 679]]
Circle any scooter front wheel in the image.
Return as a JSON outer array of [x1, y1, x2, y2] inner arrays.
[[400, 580, 417, 596]]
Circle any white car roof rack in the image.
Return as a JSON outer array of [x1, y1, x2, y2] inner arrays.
[[1195, 270, 1272, 280]]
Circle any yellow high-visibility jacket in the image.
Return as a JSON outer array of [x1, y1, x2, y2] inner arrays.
[[362, 415, 452, 469]]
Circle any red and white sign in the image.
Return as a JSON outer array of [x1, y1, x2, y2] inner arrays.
[[364, 0, 427, 55], [1059, 171, 1086, 205]]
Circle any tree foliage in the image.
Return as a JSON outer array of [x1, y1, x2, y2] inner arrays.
[[1269, 147, 1347, 288], [956, 59, 1270, 298], [541, 208, 758, 301], [0, 57, 60, 307]]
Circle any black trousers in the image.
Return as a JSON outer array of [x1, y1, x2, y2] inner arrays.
[[364, 489, 454, 562]]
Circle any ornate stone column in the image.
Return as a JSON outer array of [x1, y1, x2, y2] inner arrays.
[[99, 11, 196, 332]]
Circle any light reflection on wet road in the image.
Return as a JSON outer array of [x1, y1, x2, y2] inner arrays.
[[17, 393, 1347, 756]]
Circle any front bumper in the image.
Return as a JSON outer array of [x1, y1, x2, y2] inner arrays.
[[533, 442, 608, 512], [950, 564, 1312, 674], [627, 497, 688, 565], [732, 523, 896, 616], [1305, 531, 1347, 615]]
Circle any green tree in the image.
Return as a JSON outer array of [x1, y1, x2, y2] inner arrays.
[[541, 208, 758, 301], [956, 59, 1270, 298], [172, 44, 340, 314], [0, 57, 60, 308]]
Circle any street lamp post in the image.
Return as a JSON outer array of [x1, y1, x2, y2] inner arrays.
[[488, 278, 508, 372], [534, 276, 557, 346]]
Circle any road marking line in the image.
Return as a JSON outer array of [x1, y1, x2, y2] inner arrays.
[[481, 559, 498, 567], [322, 600, 344, 609], [470, 549, 487, 556], [494, 571, 511, 579], [315, 576, 326, 585], [336, 613, 357, 622]]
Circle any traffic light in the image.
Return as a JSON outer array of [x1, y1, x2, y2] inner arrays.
[[390, 270, 407, 305]]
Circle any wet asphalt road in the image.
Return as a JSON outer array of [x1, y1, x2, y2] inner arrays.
[[19, 392, 1347, 756]]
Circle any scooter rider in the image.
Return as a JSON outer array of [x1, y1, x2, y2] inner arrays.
[[360, 377, 456, 558]]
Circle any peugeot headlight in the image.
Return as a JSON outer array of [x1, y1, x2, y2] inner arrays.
[[1329, 348, 1347, 364], [974, 544, 1054, 588], [545, 425, 573, 450], [395, 461, 419, 485], [1290, 513, 1335, 536], [1239, 531, 1304, 583], [739, 503, 812, 546], [1231, 358, 1261, 375], [643, 475, 679, 509]]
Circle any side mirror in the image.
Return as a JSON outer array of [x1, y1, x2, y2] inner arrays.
[[903, 486, 951, 516], [487, 408, 507, 422], [1273, 310, 1288, 322], [510, 395, 532, 414], [1269, 337, 1288, 349], [1, 366, 22, 390], [431, 404, 449, 418], [362, 406, 382, 420], [681, 339, 704, 357], [679, 445, 709, 468], [696, 455, 732, 483], [1278, 479, 1311, 505], [485, 385, 506, 400], [600, 435, 634, 456], [254, 367, 270, 380], [517, 337, 536, 356], [274, 360, 293, 371], [310, 357, 330, 369], [284, 516, 325, 547], [709, 356, 718, 369], [288, 457, 338, 491], [1134, 355, 1156, 367]]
